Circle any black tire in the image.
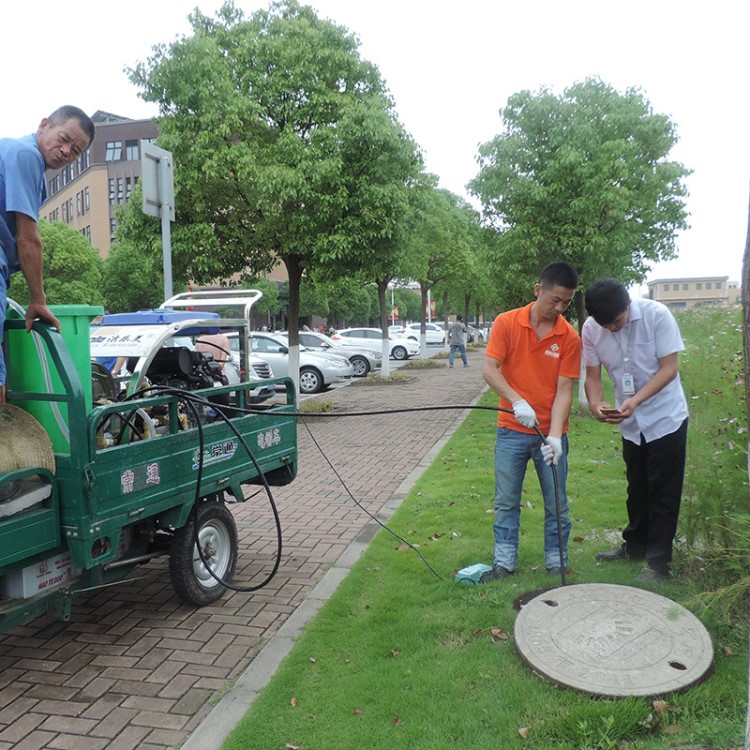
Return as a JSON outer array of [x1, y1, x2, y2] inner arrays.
[[170, 500, 238, 606], [392, 345, 408, 361], [349, 355, 370, 377], [299, 366, 324, 393]]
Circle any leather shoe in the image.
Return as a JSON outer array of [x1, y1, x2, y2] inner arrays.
[[636, 567, 670, 583], [479, 566, 514, 583], [596, 546, 628, 562]]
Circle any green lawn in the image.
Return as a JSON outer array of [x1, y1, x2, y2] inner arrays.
[[222, 305, 748, 750]]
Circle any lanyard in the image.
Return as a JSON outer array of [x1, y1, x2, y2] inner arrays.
[[615, 316, 636, 367]]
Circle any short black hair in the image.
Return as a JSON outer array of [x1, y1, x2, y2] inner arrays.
[[539, 262, 578, 291], [585, 279, 630, 325], [48, 105, 95, 145]]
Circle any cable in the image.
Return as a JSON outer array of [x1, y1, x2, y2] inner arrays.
[[117, 385, 284, 594], [299, 412, 446, 580]]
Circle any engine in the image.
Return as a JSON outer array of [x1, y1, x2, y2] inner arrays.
[[93, 346, 234, 446]]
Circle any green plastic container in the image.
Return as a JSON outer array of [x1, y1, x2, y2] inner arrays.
[[6, 305, 104, 453]]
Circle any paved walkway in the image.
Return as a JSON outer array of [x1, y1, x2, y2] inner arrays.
[[0, 350, 487, 750]]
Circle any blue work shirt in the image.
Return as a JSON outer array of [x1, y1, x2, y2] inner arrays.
[[0, 133, 46, 281]]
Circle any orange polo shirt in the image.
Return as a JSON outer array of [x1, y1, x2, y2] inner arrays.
[[486, 303, 581, 434]]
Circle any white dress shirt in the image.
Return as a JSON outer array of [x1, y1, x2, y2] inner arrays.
[[582, 298, 689, 444]]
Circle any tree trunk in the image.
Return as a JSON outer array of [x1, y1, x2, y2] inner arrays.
[[741, 184, 750, 750], [743, 184, 750, 491], [283, 255, 303, 394], [377, 278, 391, 376]]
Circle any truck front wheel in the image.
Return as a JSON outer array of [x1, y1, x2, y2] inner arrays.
[[170, 499, 238, 606]]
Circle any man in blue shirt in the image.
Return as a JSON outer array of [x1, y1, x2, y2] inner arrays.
[[0, 105, 95, 402]]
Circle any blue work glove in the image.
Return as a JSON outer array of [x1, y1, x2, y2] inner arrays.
[[512, 399, 538, 428], [541, 436, 562, 466]]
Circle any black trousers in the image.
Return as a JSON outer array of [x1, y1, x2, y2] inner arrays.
[[621, 418, 688, 573]]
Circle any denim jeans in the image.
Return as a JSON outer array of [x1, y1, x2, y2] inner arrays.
[[449, 343, 467, 366], [492, 427, 570, 571]]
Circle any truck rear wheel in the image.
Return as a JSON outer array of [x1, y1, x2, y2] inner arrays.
[[170, 499, 238, 606]]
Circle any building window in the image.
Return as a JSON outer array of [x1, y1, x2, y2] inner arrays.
[[125, 177, 133, 200], [706, 282, 712, 290], [125, 140, 139, 160], [62, 202, 68, 223], [110, 218, 117, 239], [117, 178, 124, 203], [76, 192, 82, 216], [682, 283, 688, 291], [84, 186, 90, 211], [105, 141, 122, 161], [663, 284, 669, 292], [716, 281, 722, 290], [696, 283, 702, 290], [109, 178, 115, 205]]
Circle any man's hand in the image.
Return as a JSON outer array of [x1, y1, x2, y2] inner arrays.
[[512, 399, 538, 428], [541, 436, 562, 466], [25, 303, 61, 334]]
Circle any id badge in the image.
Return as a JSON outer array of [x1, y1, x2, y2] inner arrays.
[[622, 372, 635, 396]]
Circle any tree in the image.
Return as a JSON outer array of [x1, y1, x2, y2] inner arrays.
[[129, 0, 422, 386], [8, 221, 104, 307], [401, 188, 477, 354], [469, 77, 691, 327]]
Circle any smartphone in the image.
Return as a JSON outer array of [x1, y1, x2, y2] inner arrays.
[[600, 408, 621, 416]]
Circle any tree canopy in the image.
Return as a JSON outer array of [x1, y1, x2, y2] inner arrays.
[[128, 0, 423, 357], [8, 221, 104, 307], [469, 77, 691, 320]]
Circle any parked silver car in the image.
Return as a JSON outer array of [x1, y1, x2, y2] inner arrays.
[[227, 332, 353, 394], [295, 331, 382, 377]]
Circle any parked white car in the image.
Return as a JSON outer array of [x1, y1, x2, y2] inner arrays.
[[295, 331, 382, 377], [397, 322, 446, 345], [227, 332, 353, 394], [330, 327, 420, 360]]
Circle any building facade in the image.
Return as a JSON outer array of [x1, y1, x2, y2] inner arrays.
[[41, 111, 158, 258], [646, 276, 740, 308]]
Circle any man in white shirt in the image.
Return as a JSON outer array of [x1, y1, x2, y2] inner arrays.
[[582, 279, 688, 583]]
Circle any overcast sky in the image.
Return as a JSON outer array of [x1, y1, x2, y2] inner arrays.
[[5, 0, 748, 285]]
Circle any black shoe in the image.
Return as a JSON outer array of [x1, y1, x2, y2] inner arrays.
[[479, 566, 514, 583], [596, 545, 628, 562], [636, 567, 670, 583]]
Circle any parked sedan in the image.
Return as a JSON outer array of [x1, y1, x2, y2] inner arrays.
[[295, 331, 382, 377], [397, 322, 446, 345], [330, 327, 420, 361], [228, 332, 353, 394]]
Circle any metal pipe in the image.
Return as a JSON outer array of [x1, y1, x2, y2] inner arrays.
[[102, 549, 169, 571]]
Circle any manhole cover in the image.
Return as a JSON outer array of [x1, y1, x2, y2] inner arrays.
[[514, 583, 713, 697]]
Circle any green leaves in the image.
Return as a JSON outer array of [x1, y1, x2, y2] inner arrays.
[[469, 77, 691, 290]]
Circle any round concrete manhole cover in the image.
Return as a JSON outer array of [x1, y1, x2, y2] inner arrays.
[[514, 583, 713, 697]]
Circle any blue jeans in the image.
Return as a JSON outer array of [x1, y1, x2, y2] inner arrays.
[[449, 343, 467, 366], [492, 427, 570, 571]]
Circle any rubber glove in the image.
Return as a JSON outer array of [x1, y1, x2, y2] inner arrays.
[[541, 437, 562, 466], [512, 399, 538, 428]]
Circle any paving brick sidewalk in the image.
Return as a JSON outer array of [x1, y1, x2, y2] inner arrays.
[[0, 351, 487, 750]]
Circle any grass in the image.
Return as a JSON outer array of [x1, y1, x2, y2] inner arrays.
[[222, 305, 748, 750]]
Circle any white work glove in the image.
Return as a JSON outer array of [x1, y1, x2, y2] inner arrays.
[[512, 399, 538, 428], [541, 437, 562, 466]]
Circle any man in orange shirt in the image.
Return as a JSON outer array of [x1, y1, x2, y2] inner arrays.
[[480, 262, 581, 582]]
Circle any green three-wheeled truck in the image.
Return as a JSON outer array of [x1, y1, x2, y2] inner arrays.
[[0, 290, 297, 633]]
